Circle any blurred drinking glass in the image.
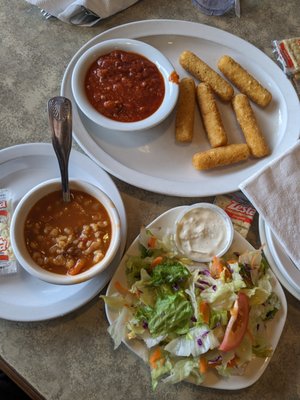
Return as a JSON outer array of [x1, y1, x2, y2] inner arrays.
[[192, 0, 240, 16]]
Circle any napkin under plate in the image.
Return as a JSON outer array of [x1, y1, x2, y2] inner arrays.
[[239, 140, 300, 269], [26, 0, 139, 25]]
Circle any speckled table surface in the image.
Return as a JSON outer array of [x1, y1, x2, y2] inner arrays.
[[0, 1, 299, 399]]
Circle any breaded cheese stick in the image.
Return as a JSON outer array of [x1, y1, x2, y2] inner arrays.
[[232, 94, 270, 158], [196, 82, 228, 148], [175, 77, 196, 142], [179, 50, 234, 102], [218, 55, 272, 107], [192, 143, 250, 170]]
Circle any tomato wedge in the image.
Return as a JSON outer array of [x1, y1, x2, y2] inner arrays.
[[219, 292, 249, 352]]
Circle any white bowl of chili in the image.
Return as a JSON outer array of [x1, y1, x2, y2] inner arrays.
[[71, 38, 179, 131], [10, 179, 121, 285]]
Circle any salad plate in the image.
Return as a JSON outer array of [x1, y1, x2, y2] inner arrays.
[[61, 19, 300, 197], [104, 206, 287, 390], [0, 143, 127, 321], [259, 217, 300, 301]]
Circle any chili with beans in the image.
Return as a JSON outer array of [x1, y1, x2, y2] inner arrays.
[[24, 190, 111, 275], [85, 50, 165, 122]]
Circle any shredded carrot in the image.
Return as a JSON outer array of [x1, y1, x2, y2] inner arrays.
[[149, 348, 164, 369], [199, 357, 208, 374], [210, 256, 224, 278], [227, 259, 236, 264], [227, 356, 238, 368], [147, 236, 157, 249], [68, 259, 86, 275], [114, 281, 131, 297], [223, 265, 232, 280], [199, 301, 210, 324], [151, 256, 163, 268]]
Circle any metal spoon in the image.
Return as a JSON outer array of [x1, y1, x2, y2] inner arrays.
[[48, 96, 72, 202]]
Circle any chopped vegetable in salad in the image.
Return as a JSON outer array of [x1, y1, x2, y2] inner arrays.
[[101, 227, 280, 389]]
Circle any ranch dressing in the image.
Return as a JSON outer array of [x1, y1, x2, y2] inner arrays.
[[175, 204, 233, 262]]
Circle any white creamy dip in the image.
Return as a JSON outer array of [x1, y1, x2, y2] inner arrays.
[[175, 204, 233, 262]]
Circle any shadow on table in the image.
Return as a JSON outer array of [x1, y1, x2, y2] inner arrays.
[[0, 371, 31, 400]]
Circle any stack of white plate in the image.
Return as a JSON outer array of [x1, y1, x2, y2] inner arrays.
[[259, 217, 300, 300]]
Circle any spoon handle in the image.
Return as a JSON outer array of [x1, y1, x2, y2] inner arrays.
[[48, 96, 72, 202]]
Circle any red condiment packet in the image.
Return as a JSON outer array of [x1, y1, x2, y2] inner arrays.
[[273, 37, 300, 75], [273, 38, 300, 99], [0, 189, 17, 275], [214, 192, 256, 238]]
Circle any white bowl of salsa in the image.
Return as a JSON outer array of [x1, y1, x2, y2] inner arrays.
[[71, 38, 179, 131], [10, 179, 121, 285]]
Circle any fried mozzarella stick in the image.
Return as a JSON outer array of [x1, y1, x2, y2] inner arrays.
[[232, 94, 270, 158], [196, 83, 228, 148], [179, 50, 234, 102], [218, 55, 272, 107], [192, 143, 250, 170], [175, 77, 196, 143]]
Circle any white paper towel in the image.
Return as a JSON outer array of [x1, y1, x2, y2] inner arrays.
[[239, 140, 300, 268]]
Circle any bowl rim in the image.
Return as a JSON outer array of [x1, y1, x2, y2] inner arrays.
[[174, 202, 234, 262], [10, 178, 121, 285], [71, 37, 179, 131]]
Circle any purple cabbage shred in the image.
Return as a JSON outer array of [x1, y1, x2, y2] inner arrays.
[[197, 279, 210, 286], [208, 355, 222, 364], [142, 321, 148, 329]]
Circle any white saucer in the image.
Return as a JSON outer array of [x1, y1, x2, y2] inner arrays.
[[0, 143, 127, 321], [259, 216, 300, 301]]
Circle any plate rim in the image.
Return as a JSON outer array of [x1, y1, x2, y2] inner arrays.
[[104, 205, 287, 390], [61, 19, 300, 197], [258, 216, 300, 301], [0, 142, 128, 322]]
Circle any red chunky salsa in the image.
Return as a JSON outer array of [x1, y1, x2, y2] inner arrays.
[[85, 50, 165, 123]]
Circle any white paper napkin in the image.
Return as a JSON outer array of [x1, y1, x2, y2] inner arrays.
[[239, 140, 300, 268], [26, 0, 139, 25]]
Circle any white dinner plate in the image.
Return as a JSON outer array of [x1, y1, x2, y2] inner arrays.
[[105, 206, 287, 390], [259, 217, 300, 301], [61, 19, 300, 197], [0, 143, 127, 322]]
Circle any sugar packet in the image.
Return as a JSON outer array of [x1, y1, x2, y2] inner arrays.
[[0, 189, 17, 275], [214, 192, 256, 238]]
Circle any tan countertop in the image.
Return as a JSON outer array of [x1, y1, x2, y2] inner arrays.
[[0, 1, 299, 399]]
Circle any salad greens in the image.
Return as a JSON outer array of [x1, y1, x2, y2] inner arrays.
[[101, 226, 280, 389]]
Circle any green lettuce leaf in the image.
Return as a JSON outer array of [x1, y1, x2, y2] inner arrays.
[[164, 326, 219, 357], [150, 356, 173, 390], [201, 282, 237, 311], [107, 307, 131, 349], [148, 291, 193, 336], [148, 260, 190, 287], [126, 255, 150, 286], [162, 358, 204, 385], [242, 273, 273, 305]]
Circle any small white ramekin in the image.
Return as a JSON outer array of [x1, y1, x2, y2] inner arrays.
[[71, 38, 179, 131]]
